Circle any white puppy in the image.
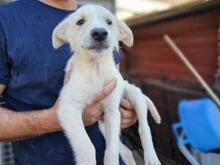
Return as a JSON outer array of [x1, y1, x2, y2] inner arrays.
[[52, 5, 161, 165]]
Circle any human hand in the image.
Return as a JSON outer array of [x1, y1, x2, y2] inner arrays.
[[83, 79, 117, 126], [120, 99, 137, 128], [52, 76, 137, 129], [48, 77, 116, 129]]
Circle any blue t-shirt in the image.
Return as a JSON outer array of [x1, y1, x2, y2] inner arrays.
[[0, 1, 121, 165]]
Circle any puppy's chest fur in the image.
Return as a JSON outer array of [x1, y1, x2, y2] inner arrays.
[[60, 54, 124, 108]]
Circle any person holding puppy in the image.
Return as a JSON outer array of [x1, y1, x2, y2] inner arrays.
[[0, 0, 137, 165]]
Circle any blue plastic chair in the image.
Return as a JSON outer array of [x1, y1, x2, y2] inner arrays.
[[172, 98, 220, 164]]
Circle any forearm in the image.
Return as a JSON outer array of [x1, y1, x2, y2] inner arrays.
[[0, 107, 61, 142]]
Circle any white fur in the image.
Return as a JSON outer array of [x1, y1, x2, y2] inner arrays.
[[52, 5, 161, 165]]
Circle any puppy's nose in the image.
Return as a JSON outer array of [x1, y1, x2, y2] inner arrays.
[[91, 28, 108, 42]]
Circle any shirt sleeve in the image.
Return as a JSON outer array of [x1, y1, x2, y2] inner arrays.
[[0, 23, 10, 85]]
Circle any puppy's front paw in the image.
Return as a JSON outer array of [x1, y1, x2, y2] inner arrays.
[[144, 153, 161, 165], [76, 155, 96, 165], [119, 144, 136, 165], [76, 147, 96, 165], [104, 150, 119, 165]]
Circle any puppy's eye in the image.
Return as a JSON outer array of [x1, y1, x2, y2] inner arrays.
[[106, 19, 112, 25], [76, 19, 85, 26]]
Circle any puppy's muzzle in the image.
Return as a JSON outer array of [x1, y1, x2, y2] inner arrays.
[[91, 28, 108, 42]]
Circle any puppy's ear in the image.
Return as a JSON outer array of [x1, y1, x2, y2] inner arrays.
[[52, 19, 69, 49], [118, 21, 134, 47]]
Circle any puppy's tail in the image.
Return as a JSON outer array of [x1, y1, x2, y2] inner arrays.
[[124, 81, 161, 124], [144, 95, 161, 124]]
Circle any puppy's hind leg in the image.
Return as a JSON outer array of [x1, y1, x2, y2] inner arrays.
[[124, 84, 161, 165], [58, 104, 96, 165], [98, 121, 136, 165]]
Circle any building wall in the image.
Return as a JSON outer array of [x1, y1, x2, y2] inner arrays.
[[79, 0, 115, 13], [122, 4, 220, 164]]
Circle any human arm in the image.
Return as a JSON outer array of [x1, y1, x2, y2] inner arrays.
[[0, 21, 62, 141], [0, 79, 119, 142], [0, 84, 61, 142]]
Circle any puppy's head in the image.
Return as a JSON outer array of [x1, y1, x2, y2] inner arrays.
[[52, 5, 133, 58]]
